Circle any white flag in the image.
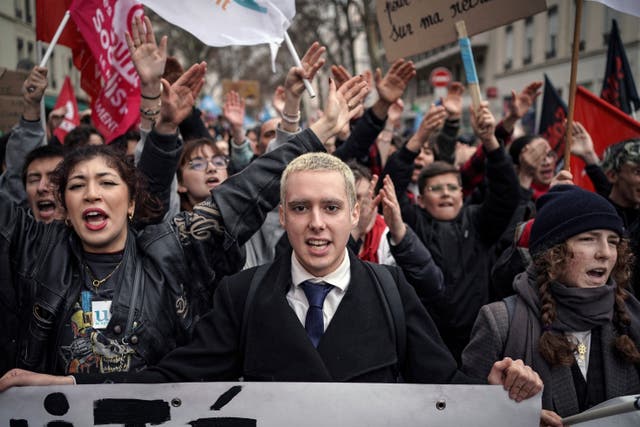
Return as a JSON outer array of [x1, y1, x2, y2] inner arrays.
[[587, 0, 640, 18], [141, 0, 295, 46]]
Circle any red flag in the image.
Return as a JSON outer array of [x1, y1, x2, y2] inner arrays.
[[69, 0, 143, 143], [572, 86, 640, 190], [52, 76, 80, 143], [36, 0, 78, 49]]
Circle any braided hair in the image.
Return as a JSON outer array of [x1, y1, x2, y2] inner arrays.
[[534, 239, 640, 366]]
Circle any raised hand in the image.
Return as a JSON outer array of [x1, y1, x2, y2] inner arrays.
[[442, 82, 464, 119], [569, 121, 598, 165], [22, 66, 48, 121], [272, 85, 286, 117], [503, 81, 542, 133], [310, 75, 368, 143], [519, 138, 551, 177], [407, 103, 447, 151], [380, 174, 406, 242], [125, 15, 167, 94], [353, 174, 381, 241], [374, 59, 416, 105], [330, 64, 352, 89], [471, 101, 498, 150], [156, 62, 206, 134], [284, 41, 326, 100], [223, 90, 246, 142]]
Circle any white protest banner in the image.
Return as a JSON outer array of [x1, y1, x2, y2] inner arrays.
[[0, 382, 541, 426], [376, 0, 547, 61], [141, 0, 295, 47]]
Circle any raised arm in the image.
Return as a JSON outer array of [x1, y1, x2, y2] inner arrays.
[[570, 121, 611, 197], [471, 102, 519, 244], [333, 59, 415, 162], [380, 174, 444, 301], [0, 66, 47, 204]]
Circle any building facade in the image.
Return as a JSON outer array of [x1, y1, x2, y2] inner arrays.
[[407, 0, 640, 134], [0, 0, 83, 108]]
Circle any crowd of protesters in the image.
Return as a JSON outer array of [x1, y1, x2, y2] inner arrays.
[[0, 16, 638, 427]]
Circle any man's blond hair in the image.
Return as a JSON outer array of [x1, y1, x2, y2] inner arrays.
[[280, 152, 357, 209]]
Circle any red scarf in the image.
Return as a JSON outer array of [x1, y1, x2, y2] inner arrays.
[[358, 215, 387, 263]]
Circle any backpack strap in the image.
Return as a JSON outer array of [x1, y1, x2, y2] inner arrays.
[[496, 294, 517, 351], [239, 263, 271, 360], [363, 262, 406, 372]]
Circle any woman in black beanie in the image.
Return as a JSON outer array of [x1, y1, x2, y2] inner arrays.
[[462, 185, 640, 427]]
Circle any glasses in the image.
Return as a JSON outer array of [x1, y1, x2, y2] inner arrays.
[[425, 183, 461, 194], [188, 156, 229, 171]]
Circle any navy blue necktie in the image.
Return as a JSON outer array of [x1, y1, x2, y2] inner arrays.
[[300, 281, 333, 348]]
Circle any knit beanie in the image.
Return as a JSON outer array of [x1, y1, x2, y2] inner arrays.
[[508, 135, 537, 166], [529, 185, 624, 256]]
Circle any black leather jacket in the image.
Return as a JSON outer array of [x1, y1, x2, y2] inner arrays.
[[0, 128, 324, 374]]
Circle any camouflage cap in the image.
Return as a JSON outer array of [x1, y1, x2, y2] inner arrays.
[[601, 138, 640, 172]]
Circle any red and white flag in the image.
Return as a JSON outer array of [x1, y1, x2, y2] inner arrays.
[[69, 0, 143, 143], [52, 76, 80, 143]]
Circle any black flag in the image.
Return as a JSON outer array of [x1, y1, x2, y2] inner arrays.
[[601, 19, 640, 114], [538, 74, 567, 156]]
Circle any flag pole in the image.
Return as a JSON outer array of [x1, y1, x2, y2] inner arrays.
[[36, 40, 47, 144], [455, 21, 482, 109], [563, 0, 584, 171], [39, 10, 71, 67], [562, 395, 640, 425], [283, 31, 316, 98]]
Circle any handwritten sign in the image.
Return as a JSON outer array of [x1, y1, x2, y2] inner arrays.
[[376, 0, 547, 61], [0, 382, 541, 426]]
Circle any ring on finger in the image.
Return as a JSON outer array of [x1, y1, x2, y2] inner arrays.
[[27, 87, 35, 93]]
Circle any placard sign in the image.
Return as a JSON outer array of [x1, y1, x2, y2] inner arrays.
[[376, 0, 547, 61], [0, 382, 541, 426]]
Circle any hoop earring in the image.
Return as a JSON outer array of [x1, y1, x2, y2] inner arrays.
[[65, 218, 72, 227]]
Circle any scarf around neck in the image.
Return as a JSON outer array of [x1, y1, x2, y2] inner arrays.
[[513, 268, 616, 333]]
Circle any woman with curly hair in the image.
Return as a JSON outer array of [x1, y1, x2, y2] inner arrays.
[[461, 184, 640, 427]]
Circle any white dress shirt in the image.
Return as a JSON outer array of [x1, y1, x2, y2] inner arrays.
[[286, 249, 351, 332]]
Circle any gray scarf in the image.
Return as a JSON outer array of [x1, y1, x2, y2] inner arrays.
[[505, 267, 616, 411]]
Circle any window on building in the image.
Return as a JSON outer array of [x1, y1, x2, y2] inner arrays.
[[27, 41, 34, 62], [25, 0, 33, 24], [505, 25, 513, 70], [546, 6, 558, 58], [524, 17, 534, 65], [17, 38, 25, 60], [14, 0, 23, 19]]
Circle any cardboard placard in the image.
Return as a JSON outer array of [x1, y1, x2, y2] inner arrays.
[[376, 0, 547, 61], [0, 68, 28, 97], [0, 95, 24, 132], [222, 79, 261, 107], [0, 382, 541, 426]]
